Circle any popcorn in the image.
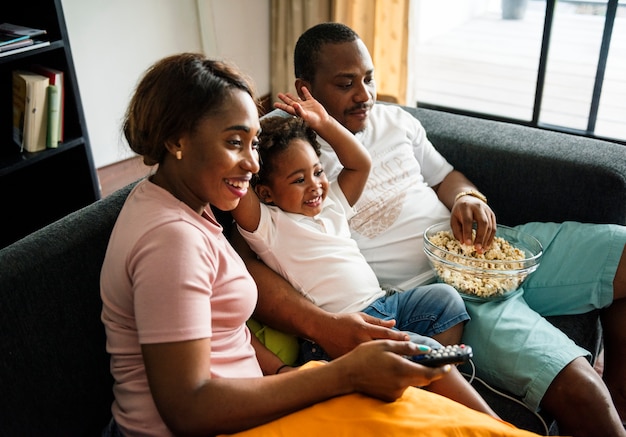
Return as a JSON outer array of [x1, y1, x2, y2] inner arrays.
[[428, 230, 528, 297]]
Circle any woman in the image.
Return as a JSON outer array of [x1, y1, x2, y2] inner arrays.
[[100, 52, 544, 436]]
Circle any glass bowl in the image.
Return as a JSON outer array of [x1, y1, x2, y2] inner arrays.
[[423, 222, 543, 298]]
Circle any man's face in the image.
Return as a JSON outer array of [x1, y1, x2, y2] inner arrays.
[[300, 39, 376, 134]]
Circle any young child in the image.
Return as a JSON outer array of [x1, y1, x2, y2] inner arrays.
[[231, 88, 497, 417]]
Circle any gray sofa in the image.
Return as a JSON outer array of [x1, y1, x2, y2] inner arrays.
[[0, 104, 624, 436]]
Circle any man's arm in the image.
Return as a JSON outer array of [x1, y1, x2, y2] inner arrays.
[[432, 169, 496, 252], [230, 230, 407, 358]]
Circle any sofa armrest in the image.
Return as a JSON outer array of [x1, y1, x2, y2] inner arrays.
[[403, 107, 626, 227]]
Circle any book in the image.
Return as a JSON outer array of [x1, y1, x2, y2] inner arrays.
[[0, 22, 47, 38], [12, 70, 50, 152], [46, 85, 60, 148], [31, 64, 64, 143], [0, 38, 33, 52], [0, 40, 50, 58], [0, 33, 29, 47]]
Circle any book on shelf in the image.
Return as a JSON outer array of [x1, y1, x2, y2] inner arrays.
[[0, 40, 50, 58], [0, 22, 48, 58], [0, 22, 47, 38], [0, 32, 30, 47], [46, 85, 61, 148], [12, 70, 50, 153], [0, 38, 34, 53], [31, 64, 64, 144]]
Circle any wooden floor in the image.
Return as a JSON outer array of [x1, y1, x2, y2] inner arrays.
[[414, 1, 626, 141], [97, 155, 149, 198]]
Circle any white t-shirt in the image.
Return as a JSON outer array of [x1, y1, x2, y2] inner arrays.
[[238, 183, 385, 314], [318, 104, 453, 288]]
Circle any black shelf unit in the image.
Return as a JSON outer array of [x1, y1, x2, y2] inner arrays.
[[1, 0, 100, 248]]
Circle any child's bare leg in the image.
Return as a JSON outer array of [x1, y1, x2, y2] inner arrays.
[[432, 322, 464, 346], [426, 366, 499, 418]]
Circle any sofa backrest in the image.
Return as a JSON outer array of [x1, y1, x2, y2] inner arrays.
[[0, 182, 136, 436], [409, 106, 626, 227]]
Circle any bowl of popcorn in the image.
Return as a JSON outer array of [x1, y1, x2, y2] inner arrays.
[[423, 222, 543, 299]]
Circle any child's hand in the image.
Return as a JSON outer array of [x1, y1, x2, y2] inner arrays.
[[274, 87, 330, 130]]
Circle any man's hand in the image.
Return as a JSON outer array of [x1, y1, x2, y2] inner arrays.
[[311, 312, 409, 359], [450, 195, 496, 254], [433, 170, 497, 254]]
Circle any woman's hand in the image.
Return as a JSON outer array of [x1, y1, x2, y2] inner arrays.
[[331, 340, 451, 402]]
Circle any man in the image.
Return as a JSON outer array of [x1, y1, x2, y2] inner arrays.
[[234, 22, 626, 436]]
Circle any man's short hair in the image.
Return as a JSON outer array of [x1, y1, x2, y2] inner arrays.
[[294, 22, 359, 82]]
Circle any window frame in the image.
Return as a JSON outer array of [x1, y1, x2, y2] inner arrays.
[[417, 0, 625, 147]]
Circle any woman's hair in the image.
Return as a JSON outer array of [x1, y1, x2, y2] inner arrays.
[[255, 116, 320, 186], [123, 53, 258, 166], [294, 22, 359, 83]]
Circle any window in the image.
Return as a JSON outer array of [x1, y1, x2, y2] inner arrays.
[[410, 0, 626, 145]]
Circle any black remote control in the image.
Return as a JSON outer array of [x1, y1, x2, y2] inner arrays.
[[409, 344, 473, 367]]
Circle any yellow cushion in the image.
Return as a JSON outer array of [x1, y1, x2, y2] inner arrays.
[[224, 361, 542, 437], [247, 319, 299, 365]]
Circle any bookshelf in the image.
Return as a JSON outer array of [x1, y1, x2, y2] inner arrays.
[[0, 0, 100, 249]]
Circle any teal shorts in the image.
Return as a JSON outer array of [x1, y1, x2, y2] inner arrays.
[[460, 221, 626, 411]]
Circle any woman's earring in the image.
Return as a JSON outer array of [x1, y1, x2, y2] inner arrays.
[[176, 150, 182, 160]]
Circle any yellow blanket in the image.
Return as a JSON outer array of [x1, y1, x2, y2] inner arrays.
[[224, 362, 555, 437]]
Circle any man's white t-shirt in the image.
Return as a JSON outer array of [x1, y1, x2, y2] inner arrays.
[[318, 104, 453, 288]]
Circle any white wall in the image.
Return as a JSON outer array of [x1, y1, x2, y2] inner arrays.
[[62, 0, 270, 169]]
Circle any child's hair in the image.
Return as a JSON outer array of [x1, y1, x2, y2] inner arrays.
[[255, 116, 321, 186]]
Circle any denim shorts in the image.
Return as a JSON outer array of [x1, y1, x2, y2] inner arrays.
[[363, 283, 469, 336], [299, 283, 468, 363]]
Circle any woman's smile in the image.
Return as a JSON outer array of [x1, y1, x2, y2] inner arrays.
[[225, 177, 251, 198]]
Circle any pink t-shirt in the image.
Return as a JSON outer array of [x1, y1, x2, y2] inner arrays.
[[101, 179, 261, 436]]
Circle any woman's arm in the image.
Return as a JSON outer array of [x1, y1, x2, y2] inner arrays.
[[142, 337, 449, 436]]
